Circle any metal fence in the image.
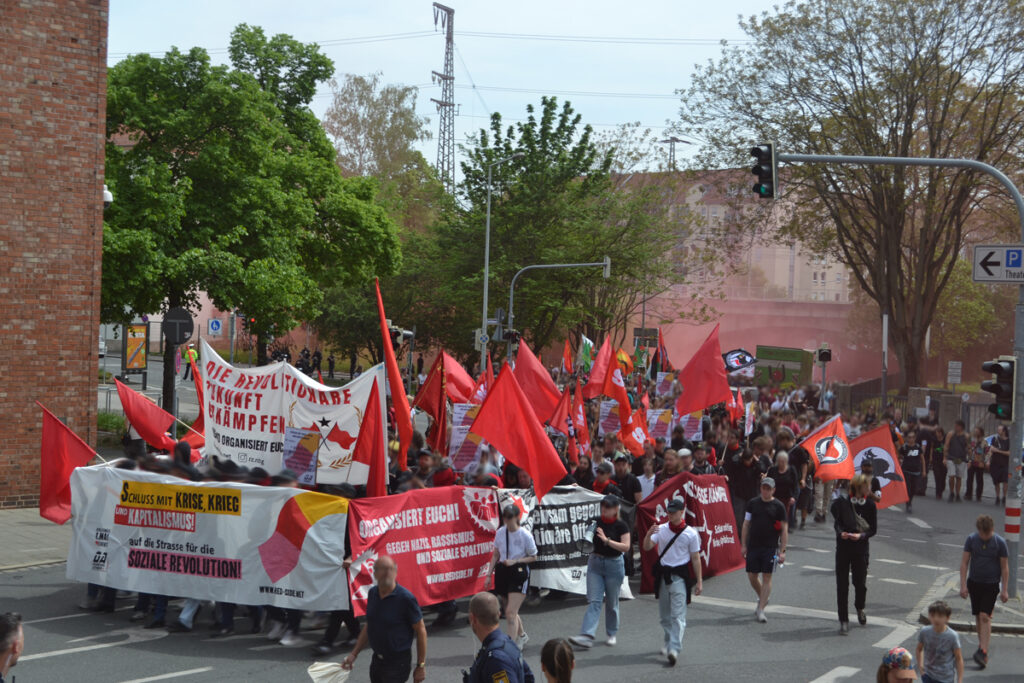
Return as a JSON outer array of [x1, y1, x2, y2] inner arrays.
[[849, 393, 909, 418], [961, 402, 1001, 435]]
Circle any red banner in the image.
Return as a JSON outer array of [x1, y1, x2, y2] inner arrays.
[[636, 472, 744, 593], [346, 486, 499, 615]]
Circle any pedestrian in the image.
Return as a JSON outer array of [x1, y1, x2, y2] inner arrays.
[[958, 514, 1009, 669], [915, 601, 963, 683], [572, 454, 594, 490], [725, 448, 764, 527], [638, 456, 657, 500], [0, 612, 24, 683], [876, 646, 918, 682], [328, 353, 336, 379], [341, 555, 428, 683], [568, 495, 630, 649], [931, 426, 947, 500], [487, 505, 538, 650], [943, 420, 968, 502], [964, 426, 988, 502], [790, 444, 813, 530], [612, 454, 642, 504], [181, 343, 197, 379], [642, 497, 702, 666], [899, 429, 924, 513], [831, 475, 876, 635], [988, 424, 1010, 505], [741, 477, 788, 623], [766, 451, 798, 524], [464, 592, 534, 683], [540, 638, 574, 683]]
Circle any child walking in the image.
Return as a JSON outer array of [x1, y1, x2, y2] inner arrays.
[[915, 601, 963, 683]]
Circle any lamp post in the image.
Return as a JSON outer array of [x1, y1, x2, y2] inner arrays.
[[480, 151, 524, 373]]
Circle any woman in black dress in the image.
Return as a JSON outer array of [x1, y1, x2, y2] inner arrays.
[[830, 475, 877, 635]]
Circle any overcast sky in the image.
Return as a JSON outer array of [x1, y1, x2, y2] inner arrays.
[[108, 0, 770, 167]]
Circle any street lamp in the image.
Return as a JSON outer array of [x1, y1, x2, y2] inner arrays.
[[480, 151, 524, 372]]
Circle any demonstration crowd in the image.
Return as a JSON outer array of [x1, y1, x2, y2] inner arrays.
[[26, 367, 1011, 683]]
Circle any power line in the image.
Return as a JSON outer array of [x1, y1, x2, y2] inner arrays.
[[454, 44, 491, 114], [107, 31, 436, 59]]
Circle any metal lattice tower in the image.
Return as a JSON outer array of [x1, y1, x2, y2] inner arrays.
[[432, 3, 455, 194], [659, 136, 690, 171]]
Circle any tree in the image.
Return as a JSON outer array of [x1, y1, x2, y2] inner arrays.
[[104, 27, 400, 410], [676, 0, 1024, 390]]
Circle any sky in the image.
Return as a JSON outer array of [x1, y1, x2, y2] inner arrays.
[[108, 0, 770, 170]]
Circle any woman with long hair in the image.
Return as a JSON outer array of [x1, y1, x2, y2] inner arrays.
[[541, 638, 574, 683], [831, 474, 877, 635], [572, 454, 594, 490], [487, 505, 538, 650]]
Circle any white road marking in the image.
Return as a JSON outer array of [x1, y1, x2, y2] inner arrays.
[[20, 627, 167, 661], [118, 668, 213, 683], [880, 578, 916, 585], [914, 564, 948, 571], [907, 517, 932, 529], [808, 666, 860, 683], [801, 565, 834, 572], [902, 538, 927, 543], [875, 559, 905, 565], [804, 547, 830, 554], [937, 542, 962, 548], [24, 606, 132, 625], [247, 644, 284, 651]]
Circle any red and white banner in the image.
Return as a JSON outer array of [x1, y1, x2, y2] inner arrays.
[[647, 409, 675, 440], [636, 472, 744, 593], [598, 400, 621, 436], [200, 340, 385, 485], [449, 403, 485, 471], [346, 486, 499, 615]]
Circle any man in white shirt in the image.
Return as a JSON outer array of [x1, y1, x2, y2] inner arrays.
[[643, 498, 702, 666]]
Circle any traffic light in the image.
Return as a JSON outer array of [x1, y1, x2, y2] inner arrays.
[[750, 143, 778, 199], [981, 356, 1016, 421]]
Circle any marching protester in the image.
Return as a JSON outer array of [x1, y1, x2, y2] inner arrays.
[[958, 514, 1009, 669], [943, 420, 969, 503], [642, 498, 702, 666], [964, 426, 988, 502], [571, 454, 594, 490], [568, 495, 630, 649], [899, 429, 924, 513], [0, 613, 24, 683], [690, 443, 720, 476], [464, 592, 534, 683], [726, 447, 764, 527], [488, 505, 539, 650], [915, 601, 963, 683], [740, 477, 787, 623], [766, 451, 798, 524], [342, 555, 428, 683], [988, 424, 1011, 505], [612, 454, 643, 504], [831, 475, 877, 635], [638, 456, 658, 499], [540, 639, 574, 683]]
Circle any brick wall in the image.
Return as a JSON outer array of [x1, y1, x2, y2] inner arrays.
[[0, 1, 108, 507]]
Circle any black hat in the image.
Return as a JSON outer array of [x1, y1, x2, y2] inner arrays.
[[601, 494, 620, 508], [667, 498, 685, 512], [596, 461, 613, 474]]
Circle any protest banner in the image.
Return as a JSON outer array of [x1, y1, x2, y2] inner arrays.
[[598, 400, 621, 436], [675, 412, 704, 441], [655, 371, 674, 397], [497, 487, 634, 598], [67, 465, 350, 609], [346, 486, 499, 616], [647, 409, 675, 441], [200, 339, 386, 485], [448, 403, 485, 471], [636, 472, 744, 593]]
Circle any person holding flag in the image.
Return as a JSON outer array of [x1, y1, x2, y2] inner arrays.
[[830, 475, 877, 635], [798, 415, 855, 523]]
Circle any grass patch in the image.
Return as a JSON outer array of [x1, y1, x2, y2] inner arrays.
[[99, 369, 114, 383], [97, 411, 126, 434]]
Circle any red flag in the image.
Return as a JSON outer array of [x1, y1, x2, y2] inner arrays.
[[583, 337, 613, 399], [412, 354, 448, 455], [116, 379, 177, 453], [513, 340, 561, 423], [674, 324, 733, 416], [560, 339, 573, 374], [798, 414, 855, 482], [658, 328, 674, 372], [615, 348, 634, 375], [547, 386, 578, 465], [317, 370, 325, 384], [602, 363, 633, 424], [352, 378, 388, 497], [469, 366, 566, 499], [619, 408, 651, 457], [470, 353, 495, 404], [37, 403, 96, 524], [375, 278, 412, 470], [443, 352, 475, 403], [183, 356, 206, 450], [573, 379, 592, 457], [851, 425, 909, 509]]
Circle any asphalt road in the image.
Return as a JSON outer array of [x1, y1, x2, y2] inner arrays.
[[4, 492, 1022, 683]]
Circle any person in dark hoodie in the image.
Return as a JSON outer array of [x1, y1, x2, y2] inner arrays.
[[726, 448, 765, 528]]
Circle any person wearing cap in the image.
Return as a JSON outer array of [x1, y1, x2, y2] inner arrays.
[[487, 505, 538, 650], [612, 455, 642, 504], [642, 498, 701, 666], [877, 646, 918, 682], [740, 477, 787, 624], [677, 449, 694, 473], [690, 444, 720, 476], [568, 495, 631, 650], [590, 461, 622, 498]]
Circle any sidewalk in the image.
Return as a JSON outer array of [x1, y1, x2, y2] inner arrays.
[[0, 508, 71, 571], [919, 580, 1024, 635]]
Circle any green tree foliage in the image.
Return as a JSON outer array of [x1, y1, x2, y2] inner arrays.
[[103, 26, 400, 408], [676, 0, 1024, 390]]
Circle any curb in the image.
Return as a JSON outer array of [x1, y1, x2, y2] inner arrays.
[[0, 559, 67, 572], [918, 611, 1024, 635]]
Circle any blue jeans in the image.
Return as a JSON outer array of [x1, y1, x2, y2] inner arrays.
[[581, 554, 625, 638], [658, 576, 687, 654], [178, 598, 202, 628]]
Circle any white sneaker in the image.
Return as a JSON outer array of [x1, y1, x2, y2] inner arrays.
[[606, 636, 617, 646], [660, 646, 667, 657], [266, 620, 286, 641], [516, 632, 529, 650], [568, 635, 593, 649], [279, 630, 301, 647], [756, 609, 768, 623]]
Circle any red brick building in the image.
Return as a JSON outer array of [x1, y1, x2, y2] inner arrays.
[[0, 1, 109, 507]]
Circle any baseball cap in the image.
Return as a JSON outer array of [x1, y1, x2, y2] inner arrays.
[[601, 494, 620, 508], [677, 448, 693, 458], [666, 498, 685, 512], [761, 477, 776, 488], [596, 461, 613, 474], [881, 647, 917, 679], [613, 453, 630, 463]]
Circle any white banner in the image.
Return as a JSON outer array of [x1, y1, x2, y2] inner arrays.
[[67, 466, 350, 609], [655, 371, 674, 397], [448, 403, 485, 471], [647, 409, 675, 440], [200, 339, 385, 485], [675, 412, 703, 442]]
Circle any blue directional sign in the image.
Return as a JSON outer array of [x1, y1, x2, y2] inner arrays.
[[972, 244, 1024, 282]]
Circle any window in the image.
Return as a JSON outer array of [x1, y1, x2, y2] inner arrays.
[[836, 273, 842, 282], [812, 272, 817, 282], [835, 293, 841, 302]]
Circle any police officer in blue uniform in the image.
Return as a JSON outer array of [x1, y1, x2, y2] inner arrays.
[[464, 592, 534, 683]]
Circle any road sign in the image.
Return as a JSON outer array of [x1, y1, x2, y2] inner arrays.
[[207, 318, 223, 336], [947, 360, 962, 385], [972, 244, 1024, 282], [633, 326, 658, 346], [124, 324, 148, 371], [162, 307, 194, 346]]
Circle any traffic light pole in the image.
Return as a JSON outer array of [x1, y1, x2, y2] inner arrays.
[[776, 152, 1024, 598]]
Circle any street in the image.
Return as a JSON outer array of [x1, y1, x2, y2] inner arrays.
[[4, 493, 1022, 683]]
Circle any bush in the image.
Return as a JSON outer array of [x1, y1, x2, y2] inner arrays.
[[97, 411, 126, 434]]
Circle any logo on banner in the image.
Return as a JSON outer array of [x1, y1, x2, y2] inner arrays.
[[814, 435, 849, 466], [349, 547, 380, 604], [463, 488, 501, 532], [854, 447, 904, 487]]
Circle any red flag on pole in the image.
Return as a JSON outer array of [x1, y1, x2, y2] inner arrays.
[[851, 425, 909, 509], [469, 366, 566, 499], [470, 353, 495, 404], [602, 364, 633, 424], [513, 340, 561, 423], [561, 339, 574, 374], [798, 414, 855, 482], [184, 356, 206, 450], [352, 378, 388, 497], [583, 337, 613, 399], [115, 378, 177, 453], [547, 386, 579, 465], [658, 328, 674, 372], [619, 408, 651, 457], [573, 379, 592, 457], [674, 324, 733, 417], [375, 278, 412, 470], [37, 403, 96, 524]]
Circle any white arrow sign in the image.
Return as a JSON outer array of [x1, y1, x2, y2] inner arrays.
[[972, 244, 1024, 282]]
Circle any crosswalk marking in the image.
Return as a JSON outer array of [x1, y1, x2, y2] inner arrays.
[[914, 564, 948, 571], [907, 516, 932, 529], [880, 578, 916, 585], [876, 558, 904, 565]]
